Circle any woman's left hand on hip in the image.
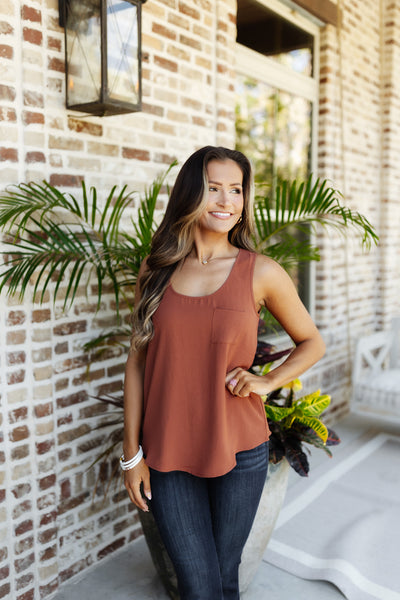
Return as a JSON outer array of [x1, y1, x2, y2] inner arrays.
[[225, 367, 271, 397]]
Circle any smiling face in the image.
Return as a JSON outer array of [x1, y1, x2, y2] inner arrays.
[[198, 159, 244, 234]]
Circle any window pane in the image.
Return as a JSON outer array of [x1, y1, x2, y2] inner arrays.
[[107, 0, 139, 103], [236, 1, 317, 322], [235, 75, 312, 186], [66, 0, 101, 105], [235, 76, 313, 319]]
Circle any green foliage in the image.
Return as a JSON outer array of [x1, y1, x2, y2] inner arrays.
[[266, 389, 330, 444], [0, 164, 175, 357], [253, 175, 379, 270], [0, 163, 176, 315], [0, 167, 378, 315], [264, 382, 340, 476], [0, 164, 374, 479]]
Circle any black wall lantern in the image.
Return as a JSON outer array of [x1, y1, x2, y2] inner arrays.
[[58, 0, 146, 116]]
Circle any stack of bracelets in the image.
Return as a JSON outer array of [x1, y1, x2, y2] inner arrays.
[[119, 445, 143, 471]]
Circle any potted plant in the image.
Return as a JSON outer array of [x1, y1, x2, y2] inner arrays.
[[0, 170, 377, 355], [85, 338, 340, 597], [238, 363, 340, 591], [0, 166, 377, 597]]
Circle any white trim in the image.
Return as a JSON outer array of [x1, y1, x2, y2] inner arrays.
[[308, 31, 320, 319], [212, 0, 218, 145], [236, 44, 318, 102], [310, 32, 320, 170]]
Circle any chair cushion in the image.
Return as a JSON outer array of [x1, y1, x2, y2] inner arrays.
[[354, 369, 400, 417]]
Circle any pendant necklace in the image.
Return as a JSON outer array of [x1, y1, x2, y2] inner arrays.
[[200, 253, 231, 265], [201, 255, 216, 265]]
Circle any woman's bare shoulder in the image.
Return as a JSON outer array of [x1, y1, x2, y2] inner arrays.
[[253, 253, 295, 303], [254, 253, 287, 278]]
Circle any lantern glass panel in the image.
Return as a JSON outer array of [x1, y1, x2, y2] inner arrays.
[[107, 0, 139, 103], [66, 0, 101, 105]]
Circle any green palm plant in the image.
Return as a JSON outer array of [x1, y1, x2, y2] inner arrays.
[[0, 163, 176, 355], [0, 168, 173, 308], [0, 169, 377, 307], [0, 167, 378, 600], [0, 168, 378, 356], [252, 175, 378, 330], [253, 175, 377, 268], [0, 168, 377, 479], [0, 169, 378, 355]]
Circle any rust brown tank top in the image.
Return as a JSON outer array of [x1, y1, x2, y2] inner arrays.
[[142, 248, 270, 477]]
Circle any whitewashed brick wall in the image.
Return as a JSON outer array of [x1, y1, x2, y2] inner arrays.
[[1, 0, 400, 598]]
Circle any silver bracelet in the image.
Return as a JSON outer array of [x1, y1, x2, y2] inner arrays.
[[120, 445, 143, 471]]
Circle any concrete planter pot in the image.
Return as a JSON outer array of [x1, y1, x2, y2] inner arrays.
[[137, 508, 179, 600], [138, 458, 289, 599], [239, 458, 290, 593]]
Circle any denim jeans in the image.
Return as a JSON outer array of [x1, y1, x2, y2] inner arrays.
[[149, 441, 269, 600]]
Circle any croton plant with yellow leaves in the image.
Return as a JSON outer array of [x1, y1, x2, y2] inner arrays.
[[251, 336, 340, 476]]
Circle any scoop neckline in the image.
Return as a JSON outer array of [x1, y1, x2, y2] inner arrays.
[[169, 248, 243, 299]]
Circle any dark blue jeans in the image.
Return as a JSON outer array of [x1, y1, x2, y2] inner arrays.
[[149, 442, 269, 600]]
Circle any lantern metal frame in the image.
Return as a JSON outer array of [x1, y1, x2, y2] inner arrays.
[[58, 0, 146, 116]]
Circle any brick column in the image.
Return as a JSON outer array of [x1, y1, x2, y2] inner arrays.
[[315, 0, 382, 417], [378, 0, 400, 326]]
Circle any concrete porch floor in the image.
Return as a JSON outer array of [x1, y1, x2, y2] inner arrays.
[[50, 412, 399, 600]]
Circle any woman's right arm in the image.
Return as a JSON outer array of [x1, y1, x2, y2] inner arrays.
[[123, 260, 152, 512], [123, 348, 151, 511]]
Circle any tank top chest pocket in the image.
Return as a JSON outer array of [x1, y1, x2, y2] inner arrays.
[[211, 307, 249, 344]]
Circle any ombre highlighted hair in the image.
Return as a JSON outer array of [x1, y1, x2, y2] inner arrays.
[[131, 146, 255, 351]]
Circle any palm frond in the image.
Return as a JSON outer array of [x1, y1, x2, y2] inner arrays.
[[0, 173, 170, 312], [83, 327, 132, 353], [0, 218, 108, 309], [0, 167, 378, 324], [254, 174, 379, 260], [262, 234, 320, 269], [128, 160, 177, 259]]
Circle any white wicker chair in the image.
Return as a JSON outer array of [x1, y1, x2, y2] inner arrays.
[[352, 318, 400, 420]]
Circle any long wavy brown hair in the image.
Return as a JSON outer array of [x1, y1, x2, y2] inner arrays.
[[131, 146, 255, 351]]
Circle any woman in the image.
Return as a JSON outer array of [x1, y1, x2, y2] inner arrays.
[[122, 146, 325, 599]]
